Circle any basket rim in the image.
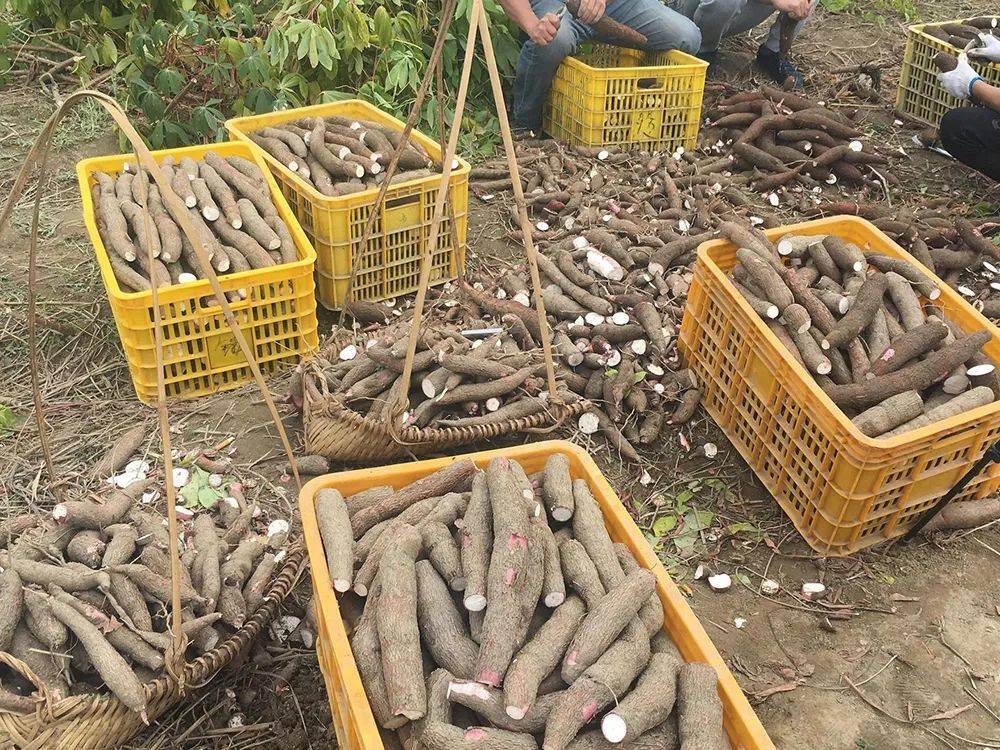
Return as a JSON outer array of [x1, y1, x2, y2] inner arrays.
[[0, 546, 305, 727], [303, 371, 588, 446], [75, 141, 317, 305], [224, 99, 472, 207], [693, 214, 1000, 450]]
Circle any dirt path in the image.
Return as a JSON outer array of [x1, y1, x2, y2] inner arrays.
[[2, 1, 1000, 747]]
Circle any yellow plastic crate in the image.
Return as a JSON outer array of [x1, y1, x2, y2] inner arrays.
[[77, 142, 320, 404], [679, 216, 1000, 556], [225, 101, 469, 310], [897, 19, 1000, 127], [299, 440, 775, 750], [544, 44, 707, 151]]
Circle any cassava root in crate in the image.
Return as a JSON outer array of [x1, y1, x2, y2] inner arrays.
[[245, 114, 440, 196], [315, 454, 728, 750], [0, 426, 285, 715], [727, 230, 997, 434], [91, 152, 298, 295]]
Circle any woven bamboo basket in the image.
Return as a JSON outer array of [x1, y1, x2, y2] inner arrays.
[[0, 547, 305, 750], [302, 371, 588, 463]]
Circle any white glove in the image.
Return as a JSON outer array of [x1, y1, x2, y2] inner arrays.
[[938, 54, 983, 100], [968, 32, 1000, 62]]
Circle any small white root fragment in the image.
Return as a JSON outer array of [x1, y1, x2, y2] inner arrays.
[[708, 573, 731, 592], [578, 412, 600, 435]]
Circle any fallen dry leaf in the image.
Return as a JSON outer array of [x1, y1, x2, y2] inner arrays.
[[923, 704, 973, 722], [752, 680, 802, 702]]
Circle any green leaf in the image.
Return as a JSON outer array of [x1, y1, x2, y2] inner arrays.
[[673, 532, 697, 553], [727, 522, 756, 535], [373, 6, 393, 47], [153, 68, 183, 95], [684, 509, 715, 531], [674, 489, 694, 506], [633, 371, 647, 383], [198, 486, 221, 508], [140, 90, 165, 120], [102, 34, 119, 64], [652, 515, 677, 536], [0, 405, 14, 431]]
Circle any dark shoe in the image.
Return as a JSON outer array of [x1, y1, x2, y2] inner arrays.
[[697, 50, 719, 78], [755, 44, 804, 89]]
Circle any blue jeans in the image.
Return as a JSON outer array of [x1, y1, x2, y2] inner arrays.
[[512, 0, 702, 132], [671, 0, 816, 54]]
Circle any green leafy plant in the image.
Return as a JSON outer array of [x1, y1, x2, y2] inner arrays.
[[5, 0, 520, 153]]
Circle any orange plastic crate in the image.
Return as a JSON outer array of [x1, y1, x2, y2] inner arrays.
[[299, 440, 775, 750], [897, 19, 1000, 127], [77, 142, 319, 404], [679, 216, 1000, 556], [226, 100, 469, 310]]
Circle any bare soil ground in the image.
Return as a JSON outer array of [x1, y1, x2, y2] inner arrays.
[[2, 1, 1000, 748]]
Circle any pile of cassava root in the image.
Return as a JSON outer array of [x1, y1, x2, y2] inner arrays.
[[309, 320, 582, 430], [244, 115, 446, 197], [702, 85, 893, 192], [0, 426, 284, 720], [728, 227, 999, 437], [314, 454, 729, 750], [305, 264, 700, 461], [91, 151, 298, 295]]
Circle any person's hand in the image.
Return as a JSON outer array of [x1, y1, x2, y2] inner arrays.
[[939, 53, 983, 99], [527, 12, 561, 45], [576, 0, 606, 24], [771, 0, 810, 20], [968, 33, 1000, 63]]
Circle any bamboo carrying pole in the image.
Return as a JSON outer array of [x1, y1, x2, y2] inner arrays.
[[390, 0, 563, 433], [1, 92, 307, 692]]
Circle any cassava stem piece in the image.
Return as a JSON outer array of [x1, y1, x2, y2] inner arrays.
[[600, 652, 681, 744], [316, 488, 353, 593], [868, 321, 948, 377], [91, 424, 148, 479], [851, 391, 923, 437], [559, 539, 606, 608], [884, 386, 995, 437], [824, 332, 992, 410], [677, 663, 728, 750], [415, 560, 478, 679], [504, 595, 587, 720], [542, 627, 652, 750], [376, 524, 425, 721], [352, 459, 477, 535], [477, 457, 533, 687], [421, 722, 539, 750], [571, 479, 625, 590], [822, 272, 886, 350], [351, 582, 403, 729], [561, 569, 655, 683], [422, 521, 466, 591], [461, 472, 492, 612], [450, 680, 561, 733], [542, 454, 575, 522], [47, 591, 148, 716]]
